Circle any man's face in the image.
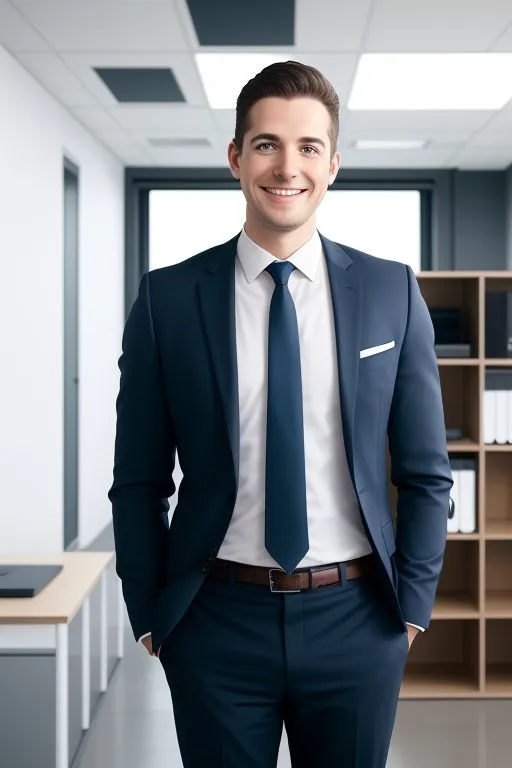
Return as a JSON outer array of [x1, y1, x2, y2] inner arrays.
[[228, 97, 340, 237]]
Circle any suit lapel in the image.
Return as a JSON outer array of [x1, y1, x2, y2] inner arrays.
[[197, 232, 362, 491], [197, 235, 241, 487], [320, 234, 361, 482]]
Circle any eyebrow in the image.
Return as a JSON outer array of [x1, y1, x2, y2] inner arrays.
[[249, 133, 326, 149]]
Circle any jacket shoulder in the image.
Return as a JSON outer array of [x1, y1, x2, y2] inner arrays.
[[335, 241, 410, 276]]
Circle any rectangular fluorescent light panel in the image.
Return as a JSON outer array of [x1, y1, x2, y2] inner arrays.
[[355, 140, 427, 149], [349, 54, 512, 110], [148, 137, 211, 148], [195, 53, 292, 109]]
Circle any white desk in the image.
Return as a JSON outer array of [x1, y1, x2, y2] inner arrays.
[[0, 552, 124, 768]]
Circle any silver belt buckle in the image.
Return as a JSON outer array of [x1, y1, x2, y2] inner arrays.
[[268, 568, 301, 593]]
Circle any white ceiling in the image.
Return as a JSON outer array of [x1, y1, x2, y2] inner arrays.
[[1, 0, 511, 170]]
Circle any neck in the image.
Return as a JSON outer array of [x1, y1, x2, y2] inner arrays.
[[243, 218, 317, 260]]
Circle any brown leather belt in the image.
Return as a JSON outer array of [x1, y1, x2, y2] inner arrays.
[[208, 553, 375, 592]]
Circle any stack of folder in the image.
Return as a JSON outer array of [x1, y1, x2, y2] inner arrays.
[[448, 457, 477, 534], [484, 369, 512, 444]]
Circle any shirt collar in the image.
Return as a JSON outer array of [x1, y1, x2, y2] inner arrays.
[[236, 226, 323, 284]]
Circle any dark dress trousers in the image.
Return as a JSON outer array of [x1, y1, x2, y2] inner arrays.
[[109, 232, 453, 767]]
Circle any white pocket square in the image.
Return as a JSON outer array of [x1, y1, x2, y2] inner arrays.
[[360, 340, 395, 359]]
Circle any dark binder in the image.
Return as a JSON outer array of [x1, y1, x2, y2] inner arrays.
[[429, 307, 464, 345], [485, 292, 512, 358], [485, 368, 512, 391]]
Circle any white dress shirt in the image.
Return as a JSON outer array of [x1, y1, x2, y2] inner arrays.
[[139, 228, 423, 647]]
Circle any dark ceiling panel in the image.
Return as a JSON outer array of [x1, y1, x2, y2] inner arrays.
[[94, 68, 185, 103], [186, 0, 295, 46]]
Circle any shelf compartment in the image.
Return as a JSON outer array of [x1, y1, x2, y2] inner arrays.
[[401, 620, 479, 698], [440, 366, 480, 445], [485, 454, 512, 536], [401, 665, 480, 699], [485, 620, 512, 695], [485, 541, 512, 616], [418, 276, 479, 358], [434, 540, 479, 616], [486, 520, 512, 539], [433, 595, 479, 619]]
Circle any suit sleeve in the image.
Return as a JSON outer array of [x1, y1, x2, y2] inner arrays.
[[108, 272, 177, 641], [387, 264, 453, 630]]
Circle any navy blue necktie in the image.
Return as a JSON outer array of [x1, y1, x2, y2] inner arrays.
[[264, 261, 309, 574]]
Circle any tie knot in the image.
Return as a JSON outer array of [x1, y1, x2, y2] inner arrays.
[[265, 261, 296, 286]]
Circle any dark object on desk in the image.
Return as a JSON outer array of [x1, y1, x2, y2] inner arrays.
[[485, 291, 512, 358], [0, 564, 63, 597], [435, 343, 472, 358]]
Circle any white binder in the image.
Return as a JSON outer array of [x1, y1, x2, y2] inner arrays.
[[508, 390, 512, 444], [484, 390, 496, 444], [495, 390, 508, 444], [447, 464, 460, 533], [459, 462, 476, 534]]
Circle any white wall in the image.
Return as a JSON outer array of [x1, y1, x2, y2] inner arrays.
[[0, 44, 124, 555]]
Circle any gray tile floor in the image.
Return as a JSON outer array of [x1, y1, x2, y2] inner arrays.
[[80, 528, 512, 767]]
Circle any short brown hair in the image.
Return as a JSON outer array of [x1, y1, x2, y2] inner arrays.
[[233, 60, 340, 158]]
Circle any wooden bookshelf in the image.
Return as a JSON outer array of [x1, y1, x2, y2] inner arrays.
[[397, 272, 512, 699]]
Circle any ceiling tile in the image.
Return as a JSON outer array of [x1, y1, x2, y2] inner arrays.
[[107, 105, 217, 136], [70, 105, 128, 134], [365, 0, 512, 51], [144, 144, 228, 167], [343, 110, 494, 141], [0, 0, 50, 52], [475, 98, 512, 130], [61, 52, 207, 107], [492, 20, 512, 51], [449, 148, 512, 169], [10, 3, 189, 52], [295, 0, 373, 50], [16, 52, 97, 106], [339, 148, 457, 168]]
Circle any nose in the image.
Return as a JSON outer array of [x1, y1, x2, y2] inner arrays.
[[272, 148, 298, 181]]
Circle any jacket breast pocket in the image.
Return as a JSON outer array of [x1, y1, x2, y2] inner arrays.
[[359, 347, 397, 375]]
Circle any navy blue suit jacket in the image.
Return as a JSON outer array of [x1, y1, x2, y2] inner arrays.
[[109, 232, 453, 651]]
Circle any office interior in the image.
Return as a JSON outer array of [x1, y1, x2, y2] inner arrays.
[[1, 0, 512, 766]]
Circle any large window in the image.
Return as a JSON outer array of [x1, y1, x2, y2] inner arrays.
[[149, 189, 421, 272]]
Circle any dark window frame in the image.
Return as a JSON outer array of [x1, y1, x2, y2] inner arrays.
[[125, 166, 453, 317]]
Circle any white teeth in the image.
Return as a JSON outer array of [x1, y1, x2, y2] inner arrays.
[[264, 188, 303, 196]]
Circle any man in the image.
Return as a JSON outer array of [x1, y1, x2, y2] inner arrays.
[[109, 61, 452, 767]]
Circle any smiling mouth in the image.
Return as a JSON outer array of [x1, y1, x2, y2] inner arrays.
[[261, 187, 307, 197]]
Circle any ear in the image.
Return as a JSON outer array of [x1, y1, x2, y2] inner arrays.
[[228, 140, 241, 179], [328, 151, 341, 185]]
